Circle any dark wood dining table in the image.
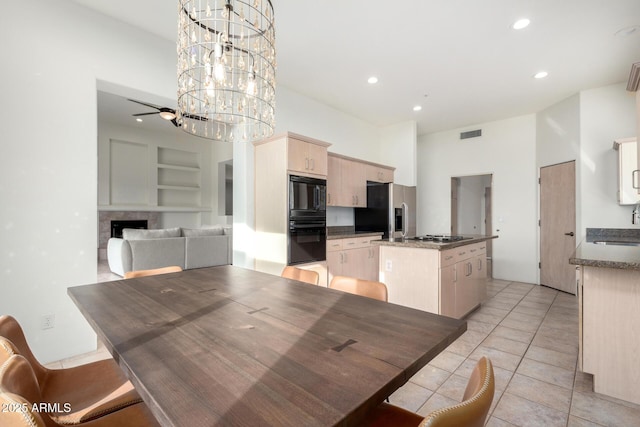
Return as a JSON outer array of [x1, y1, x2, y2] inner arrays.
[[68, 265, 466, 427]]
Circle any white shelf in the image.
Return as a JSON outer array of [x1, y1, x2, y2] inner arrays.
[[157, 163, 200, 172], [98, 205, 212, 213], [157, 184, 200, 191]]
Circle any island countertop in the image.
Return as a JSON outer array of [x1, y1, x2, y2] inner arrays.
[[372, 234, 498, 250]]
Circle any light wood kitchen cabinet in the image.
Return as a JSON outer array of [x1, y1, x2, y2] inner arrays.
[[578, 265, 640, 405], [614, 138, 639, 205], [288, 136, 328, 176], [253, 132, 331, 276], [327, 155, 366, 207], [380, 240, 488, 319], [327, 236, 381, 283], [327, 153, 394, 207], [366, 164, 394, 183]]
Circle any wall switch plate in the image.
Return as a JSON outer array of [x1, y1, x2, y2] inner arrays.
[[385, 260, 392, 271], [41, 314, 55, 330]]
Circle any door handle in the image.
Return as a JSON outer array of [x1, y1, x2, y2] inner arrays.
[[564, 232, 575, 236]]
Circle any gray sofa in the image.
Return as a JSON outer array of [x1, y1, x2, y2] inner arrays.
[[107, 226, 232, 277]]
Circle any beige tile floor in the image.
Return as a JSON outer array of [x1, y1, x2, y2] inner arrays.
[[389, 279, 640, 426], [59, 266, 640, 426]]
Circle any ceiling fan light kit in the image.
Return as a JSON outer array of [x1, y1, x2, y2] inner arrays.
[[177, 0, 276, 142]]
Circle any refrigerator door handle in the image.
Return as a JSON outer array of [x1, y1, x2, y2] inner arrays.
[[401, 202, 408, 238]]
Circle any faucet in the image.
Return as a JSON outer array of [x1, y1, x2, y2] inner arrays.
[[633, 204, 640, 225]]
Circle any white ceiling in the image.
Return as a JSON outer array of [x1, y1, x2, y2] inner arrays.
[[79, 0, 640, 135]]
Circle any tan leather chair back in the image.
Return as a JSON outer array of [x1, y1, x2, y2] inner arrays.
[[124, 266, 183, 279], [329, 276, 388, 302], [281, 266, 320, 285], [0, 355, 44, 417], [0, 337, 18, 365], [421, 357, 495, 427], [0, 391, 46, 427], [0, 316, 47, 385]]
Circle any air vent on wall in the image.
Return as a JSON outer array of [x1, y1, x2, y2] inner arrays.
[[460, 129, 482, 140]]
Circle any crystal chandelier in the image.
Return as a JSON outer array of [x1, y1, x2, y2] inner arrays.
[[177, 0, 276, 141]]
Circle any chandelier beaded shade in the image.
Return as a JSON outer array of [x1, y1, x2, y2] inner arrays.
[[177, 0, 276, 141]]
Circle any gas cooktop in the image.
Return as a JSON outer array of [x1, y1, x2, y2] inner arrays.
[[412, 235, 472, 242]]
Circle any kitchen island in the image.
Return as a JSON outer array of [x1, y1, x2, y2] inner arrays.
[[570, 234, 640, 406], [374, 235, 497, 319]]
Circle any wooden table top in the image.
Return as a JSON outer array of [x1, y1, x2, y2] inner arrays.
[[68, 266, 466, 427]]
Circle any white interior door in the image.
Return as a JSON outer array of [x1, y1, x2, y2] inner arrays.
[[540, 161, 576, 294]]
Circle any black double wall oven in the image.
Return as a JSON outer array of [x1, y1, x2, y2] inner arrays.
[[288, 175, 326, 265]]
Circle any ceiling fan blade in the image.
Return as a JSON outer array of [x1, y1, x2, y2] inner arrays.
[[171, 118, 179, 127], [127, 99, 163, 111], [132, 112, 160, 117], [182, 112, 209, 122]]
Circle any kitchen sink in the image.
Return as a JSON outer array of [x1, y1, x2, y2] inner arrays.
[[593, 241, 640, 247]]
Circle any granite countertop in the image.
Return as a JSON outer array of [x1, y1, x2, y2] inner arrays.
[[569, 228, 640, 270], [326, 226, 383, 240], [570, 243, 640, 270], [326, 231, 384, 240], [372, 235, 498, 250]]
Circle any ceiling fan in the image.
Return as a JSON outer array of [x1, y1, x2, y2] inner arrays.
[[128, 99, 208, 127]]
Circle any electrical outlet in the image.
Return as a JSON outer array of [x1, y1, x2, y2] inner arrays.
[[41, 314, 55, 330], [385, 260, 392, 272]]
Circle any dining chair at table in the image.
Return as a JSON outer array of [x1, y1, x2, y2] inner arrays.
[[362, 357, 495, 427], [0, 315, 142, 424], [329, 276, 388, 302], [0, 354, 160, 427], [124, 265, 183, 279], [281, 266, 320, 285]]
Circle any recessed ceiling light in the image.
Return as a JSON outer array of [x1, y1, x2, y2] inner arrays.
[[367, 76, 379, 84], [534, 71, 548, 79], [136, 118, 143, 122], [512, 18, 530, 30], [413, 105, 422, 112]]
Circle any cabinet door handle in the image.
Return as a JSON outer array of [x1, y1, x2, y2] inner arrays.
[[478, 259, 482, 271], [305, 158, 309, 170], [633, 170, 640, 189], [328, 193, 331, 204], [310, 158, 315, 170]]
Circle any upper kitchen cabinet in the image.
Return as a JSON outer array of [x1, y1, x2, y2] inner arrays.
[[327, 153, 394, 207], [627, 62, 640, 192], [287, 136, 329, 177], [614, 138, 639, 205], [327, 154, 365, 207], [366, 164, 394, 183]]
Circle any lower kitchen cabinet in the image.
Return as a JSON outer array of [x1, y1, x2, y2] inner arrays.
[[327, 236, 381, 284], [379, 241, 487, 319]]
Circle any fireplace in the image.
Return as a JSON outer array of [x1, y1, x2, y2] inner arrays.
[[111, 220, 148, 239]]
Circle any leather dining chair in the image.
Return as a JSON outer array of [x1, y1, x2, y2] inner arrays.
[[0, 354, 160, 427], [362, 357, 495, 427], [281, 266, 320, 285], [124, 265, 183, 278], [0, 315, 142, 424], [329, 276, 388, 302]]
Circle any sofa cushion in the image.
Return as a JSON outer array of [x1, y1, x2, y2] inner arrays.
[[128, 238, 186, 271], [185, 236, 230, 269], [123, 227, 181, 240], [181, 226, 224, 237]]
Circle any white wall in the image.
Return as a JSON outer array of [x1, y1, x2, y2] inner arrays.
[[0, 0, 179, 362], [418, 115, 538, 283], [380, 121, 418, 186], [97, 120, 233, 228], [579, 84, 638, 233]]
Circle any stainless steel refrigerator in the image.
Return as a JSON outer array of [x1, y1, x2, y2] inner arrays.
[[354, 183, 416, 239]]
